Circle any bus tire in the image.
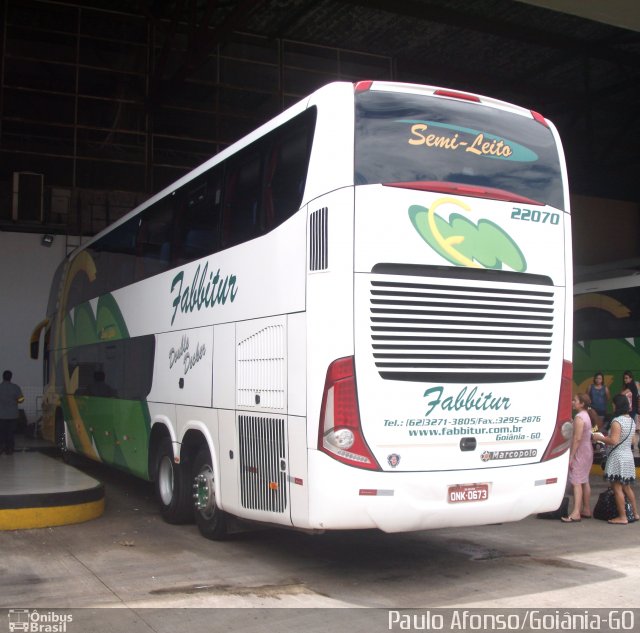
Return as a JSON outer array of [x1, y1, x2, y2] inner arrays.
[[155, 437, 193, 524], [192, 445, 227, 540]]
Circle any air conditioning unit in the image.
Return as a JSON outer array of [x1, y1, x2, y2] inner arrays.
[[12, 172, 44, 222]]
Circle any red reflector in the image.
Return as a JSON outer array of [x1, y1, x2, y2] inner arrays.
[[546, 478, 558, 485], [355, 80, 373, 92], [359, 489, 378, 496], [531, 110, 549, 128], [383, 181, 543, 206], [293, 477, 303, 486], [434, 89, 480, 103]]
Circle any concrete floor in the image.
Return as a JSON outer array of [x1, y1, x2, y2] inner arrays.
[[0, 445, 638, 632]]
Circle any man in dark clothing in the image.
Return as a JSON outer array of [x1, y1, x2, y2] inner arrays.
[[0, 370, 25, 455]]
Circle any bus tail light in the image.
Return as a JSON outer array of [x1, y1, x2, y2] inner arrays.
[[433, 88, 480, 103], [318, 356, 381, 471], [355, 80, 373, 92], [531, 110, 550, 128], [541, 360, 573, 461]]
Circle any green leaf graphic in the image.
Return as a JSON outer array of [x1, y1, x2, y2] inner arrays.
[[409, 204, 527, 271]]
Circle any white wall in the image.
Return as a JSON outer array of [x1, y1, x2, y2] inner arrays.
[[0, 231, 71, 423]]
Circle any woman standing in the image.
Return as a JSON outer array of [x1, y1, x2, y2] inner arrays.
[[621, 370, 638, 419], [593, 394, 640, 525], [561, 393, 598, 522], [588, 372, 609, 430]]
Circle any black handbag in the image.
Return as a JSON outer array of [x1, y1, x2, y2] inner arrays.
[[593, 488, 635, 522]]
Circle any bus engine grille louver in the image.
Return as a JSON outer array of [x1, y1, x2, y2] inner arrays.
[[238, 415, 287, 513], [309, 207, 328, 271], [370, 277, 555, 383]]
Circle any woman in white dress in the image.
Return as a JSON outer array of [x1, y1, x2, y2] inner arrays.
[[593, 394, 639, 525]]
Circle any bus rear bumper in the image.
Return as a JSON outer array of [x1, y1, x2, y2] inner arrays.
[[306, 450, 569, 532]]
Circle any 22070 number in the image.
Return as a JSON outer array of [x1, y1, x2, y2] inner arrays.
[[511, 207, 559, 224]]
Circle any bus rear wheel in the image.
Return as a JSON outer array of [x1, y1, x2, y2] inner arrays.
[[192, 446, 227, 540], [155, 437, 193, 524]]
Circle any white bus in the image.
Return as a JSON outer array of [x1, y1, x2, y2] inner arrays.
[[31, 81, 573, 539]]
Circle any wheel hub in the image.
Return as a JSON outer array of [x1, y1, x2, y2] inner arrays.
[[158, 456, 174, 506], [193, 467, 215, 515]]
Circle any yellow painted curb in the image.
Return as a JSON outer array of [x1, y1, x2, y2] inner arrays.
[[0, 498, 104, 530]]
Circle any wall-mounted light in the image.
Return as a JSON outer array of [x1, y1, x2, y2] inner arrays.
[[41, 234, 54, 247]]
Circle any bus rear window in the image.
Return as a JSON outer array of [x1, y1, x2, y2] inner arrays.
[[355, 91, 565, 211]]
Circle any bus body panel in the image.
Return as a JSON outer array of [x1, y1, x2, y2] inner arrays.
[[306, 449, 568, 532], [48, 208, 306, 482], [149, 403, 178, 443], [212, 322, 236, 411], [287, 311, 307, 418], [353, 186, 568, 283], [305, 187, 356, 448], [303, 83, 354, 207], [352, 186, 570, 473], [62, 397, 152, 479], [218, 408, 240, 514], [109, 210, 307, 338], [150, 326, 213, 407], [562, 191, 574, 362], [288, 414, 311, 528], [177, 405, 218, 464]]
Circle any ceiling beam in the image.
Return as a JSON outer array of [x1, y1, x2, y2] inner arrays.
[[339, 0, 640, 71], [146, 0, 267, 108]]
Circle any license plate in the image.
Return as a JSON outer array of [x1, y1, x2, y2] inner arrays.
[[448, 483, 489, 503]]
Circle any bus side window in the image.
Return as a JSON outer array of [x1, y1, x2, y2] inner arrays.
[[264, 107, 316, 231], [65, 268, 93, 312], [265, 130, 310, 230], [65, 217, 138, 311], [68, 347, 99, 396], [123, 335, 155, 400], [222, 149, 263, 248], [173, 169, 223, 265], [90, 216, 139, 303], [46, 260, 66, 316], [136, 198, 174, 280]]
